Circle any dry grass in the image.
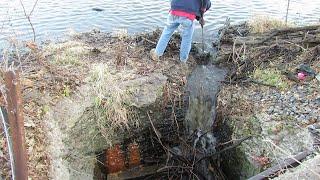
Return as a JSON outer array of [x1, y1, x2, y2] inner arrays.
[[89, 63, 138, 145], [249, 16, 292, 33], [45, 41, 90, 66], [0, 29, 192, 178]]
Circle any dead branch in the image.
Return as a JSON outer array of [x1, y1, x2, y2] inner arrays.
[[141, 37, 157, 45], [195, 136, 251, 164], [19, 0, 39, 42], [242, 78, 277, 88], [147, 112, 191, 166]]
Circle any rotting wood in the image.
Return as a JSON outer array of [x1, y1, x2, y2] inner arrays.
[[4, 71, 28, 180], [107, 165, 162, 180], [248, 150, 313, 180]]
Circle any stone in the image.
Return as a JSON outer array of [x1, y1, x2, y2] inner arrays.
[[290, 97, 295, 102], [304, 107, 312, 113], [291, 106, 297, 112], [119, 73, 167, 108]]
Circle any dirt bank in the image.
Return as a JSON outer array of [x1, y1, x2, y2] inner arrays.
[[0, 17, 319, 179], [0, 29, 197, 179]]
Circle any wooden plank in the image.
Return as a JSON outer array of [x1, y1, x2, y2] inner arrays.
[[107, 165, 162, 180], [4, 71, 28, 180]]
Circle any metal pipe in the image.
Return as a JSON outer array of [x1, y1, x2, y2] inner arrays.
[[4, 71, 28, 180], [0, 107, 15, 180], [285, 0, 291, 25]]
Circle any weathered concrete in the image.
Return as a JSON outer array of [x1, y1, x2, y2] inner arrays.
[[221, 112, 314, 180], [45, 73, 167, 180]]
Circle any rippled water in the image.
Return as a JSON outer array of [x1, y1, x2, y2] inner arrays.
[[0, 0, 319, 46]]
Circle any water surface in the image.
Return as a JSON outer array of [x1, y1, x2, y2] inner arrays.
[[0, 0, 319, 46]]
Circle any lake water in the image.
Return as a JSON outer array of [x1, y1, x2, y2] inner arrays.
[[0, 0, 320, 47]]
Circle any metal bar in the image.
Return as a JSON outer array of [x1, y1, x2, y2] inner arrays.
[[4, 70, 28, 180], [0, 107, 15, 180], [248, 150, 312, 180]]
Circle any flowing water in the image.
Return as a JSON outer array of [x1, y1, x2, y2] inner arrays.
[[0, 0, 320, 48]]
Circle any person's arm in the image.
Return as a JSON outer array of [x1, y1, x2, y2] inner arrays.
[[205, 0, 211, 11]]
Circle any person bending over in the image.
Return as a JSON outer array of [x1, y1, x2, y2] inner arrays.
[[150, 0, 211, 63]]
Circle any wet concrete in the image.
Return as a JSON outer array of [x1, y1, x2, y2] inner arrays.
[[186, 65, 227, 134]]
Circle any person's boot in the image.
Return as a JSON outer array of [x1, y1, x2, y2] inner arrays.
[[150, 48, 159, 61]]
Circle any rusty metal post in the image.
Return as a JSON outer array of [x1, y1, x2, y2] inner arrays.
[[4, 70, 28, 180]]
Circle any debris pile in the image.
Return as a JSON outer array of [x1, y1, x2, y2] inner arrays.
[[215, 20, 320, 179], [216, 23, 320, 83]]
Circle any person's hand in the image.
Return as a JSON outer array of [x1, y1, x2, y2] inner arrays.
[[199, 18, 205, 26]]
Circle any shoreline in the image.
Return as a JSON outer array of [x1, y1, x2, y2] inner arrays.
[[0, 19, 319, 179]]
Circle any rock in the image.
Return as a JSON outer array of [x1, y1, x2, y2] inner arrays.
[[304, 107, 312, 113], [223, 113, 314, 179], [291, 106, 297, 112], [92, 8, 104, 12], [299, 114, 306, 120], [119, 73, 167, 108], [290, 96, 295, 102], [267, 107, 274, 114], [316, 73, 320, 82]]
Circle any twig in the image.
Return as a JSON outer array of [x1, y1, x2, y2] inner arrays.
[[282, 40, 306, 51], [147, 112, 190, 164], [157, 165, 193, 172], [218, 137, 251, 147], [148, 112, 164, 147], [243, 78, 277, 88], [29, 0, 39, 17], [141, 37, 157, 45], [195, 136, 251, 164], [19, 0, 39, 42]]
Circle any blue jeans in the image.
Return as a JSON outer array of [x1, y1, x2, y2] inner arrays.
[[155, 14, 195, 62]]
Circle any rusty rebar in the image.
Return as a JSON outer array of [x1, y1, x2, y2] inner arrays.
[[4, 70, 28, 180]]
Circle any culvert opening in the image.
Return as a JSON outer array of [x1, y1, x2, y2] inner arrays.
[[91, 59, 250, 180], [93, 112, 245, 180]]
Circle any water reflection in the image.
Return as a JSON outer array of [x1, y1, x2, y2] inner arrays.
[[0, 0, 319, 45]]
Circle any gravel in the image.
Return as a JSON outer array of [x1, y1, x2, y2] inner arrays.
[[251, 84, 319, 124]]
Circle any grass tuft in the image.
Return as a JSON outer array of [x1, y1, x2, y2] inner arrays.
[[249, 16, 292, 33], [89, 63, 138, 145], [253, 68, 289, 90]]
